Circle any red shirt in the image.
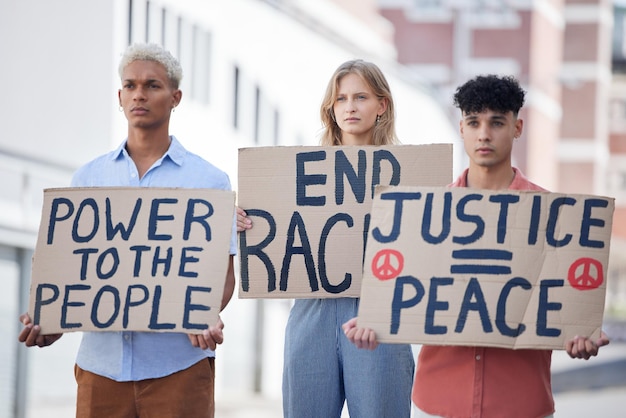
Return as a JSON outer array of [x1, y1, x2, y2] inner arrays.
[[413, 167, 555, 418]]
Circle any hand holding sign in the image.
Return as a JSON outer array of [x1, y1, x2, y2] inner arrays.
[[18, 313, 62, 348], [188, 316, 225, 350], [566, 331, 610, 360], [342, 317, 379, 350], [236, 207, 252, 232]]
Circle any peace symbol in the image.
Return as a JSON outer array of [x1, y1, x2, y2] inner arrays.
[[371, 249, 404, 281], [567, 257, 604, 291]]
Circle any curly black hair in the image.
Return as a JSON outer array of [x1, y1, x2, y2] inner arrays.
[[453, 75, 525, 116]]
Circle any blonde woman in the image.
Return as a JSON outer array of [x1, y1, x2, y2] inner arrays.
[[238, 60, 414, 418]]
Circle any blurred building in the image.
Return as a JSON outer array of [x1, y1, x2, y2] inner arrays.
[[3, 1, 625, 418], [379, 0, 626, 320], [0, 1, 458, 417], [609, 0, 626, 319]]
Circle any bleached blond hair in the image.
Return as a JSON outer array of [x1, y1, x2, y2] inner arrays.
[[118, 43, 183, 89]]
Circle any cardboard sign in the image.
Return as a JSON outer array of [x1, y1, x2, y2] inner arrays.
[[357, 186, 614, 350], [238, 145, 453, 299], [29, 187, 235, 334]]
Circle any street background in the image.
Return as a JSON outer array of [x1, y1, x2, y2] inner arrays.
[[3, 1, 626, 417]]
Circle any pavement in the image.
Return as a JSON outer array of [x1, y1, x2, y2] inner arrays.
[[216, 394, 283, 418]]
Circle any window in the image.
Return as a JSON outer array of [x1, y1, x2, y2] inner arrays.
[[613, 6, 626, 73], [273, 109, 280, 145], [233, 66, 240, 129], [191, 27, 212, 104]]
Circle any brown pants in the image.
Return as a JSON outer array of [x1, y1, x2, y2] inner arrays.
[[74, 358, 215, 418]]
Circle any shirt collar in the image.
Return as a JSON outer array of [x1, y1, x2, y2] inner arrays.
[[110, 135, 185, 166], [451, 167, 525, 189]]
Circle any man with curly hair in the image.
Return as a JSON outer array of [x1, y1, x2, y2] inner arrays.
[[344, 74, 609, 418]]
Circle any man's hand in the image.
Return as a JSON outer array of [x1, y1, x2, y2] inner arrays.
[[565, 331, 610, 360], [188, 317, 225, 351], [342, 317, 379, 350], [18, 313, 62, 348]]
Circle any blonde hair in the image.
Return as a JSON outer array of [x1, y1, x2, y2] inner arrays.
[[118, 43, 183, 89], [320, 59, 398, 146]]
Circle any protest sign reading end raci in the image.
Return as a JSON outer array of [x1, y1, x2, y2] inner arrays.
[[237, 144, 453, 299], [357, 186, 615, 350], [29, 187, 235, 335]]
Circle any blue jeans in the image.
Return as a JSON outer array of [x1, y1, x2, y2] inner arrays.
[[282, 298, 415, 418]]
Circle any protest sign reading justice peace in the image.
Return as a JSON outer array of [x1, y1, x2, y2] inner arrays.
[[357, 186, 614, 350], [237, 145, 453, 298], [29, 187, 235, 334]]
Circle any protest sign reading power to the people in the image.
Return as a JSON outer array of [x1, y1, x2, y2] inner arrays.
[[357, 186, 614, 349], [237, 145, 453, 298], [29, 187, 235, 334]]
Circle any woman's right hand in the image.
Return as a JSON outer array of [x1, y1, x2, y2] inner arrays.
[[237, 206, 252, 232]]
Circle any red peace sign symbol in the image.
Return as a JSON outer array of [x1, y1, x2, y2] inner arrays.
[[567, 258, 604, 291], [371, 249, 404, 281]]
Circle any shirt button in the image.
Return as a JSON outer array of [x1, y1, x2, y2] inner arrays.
[[476, 355, 481, 360], [131, 173, 137, 178], [124, 334, 130, 341]]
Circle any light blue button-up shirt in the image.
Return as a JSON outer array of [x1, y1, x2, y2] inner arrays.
[[71, 136, 237, 381]]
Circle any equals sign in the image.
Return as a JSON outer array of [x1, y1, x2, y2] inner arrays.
[[450, 249, 512, 275]]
